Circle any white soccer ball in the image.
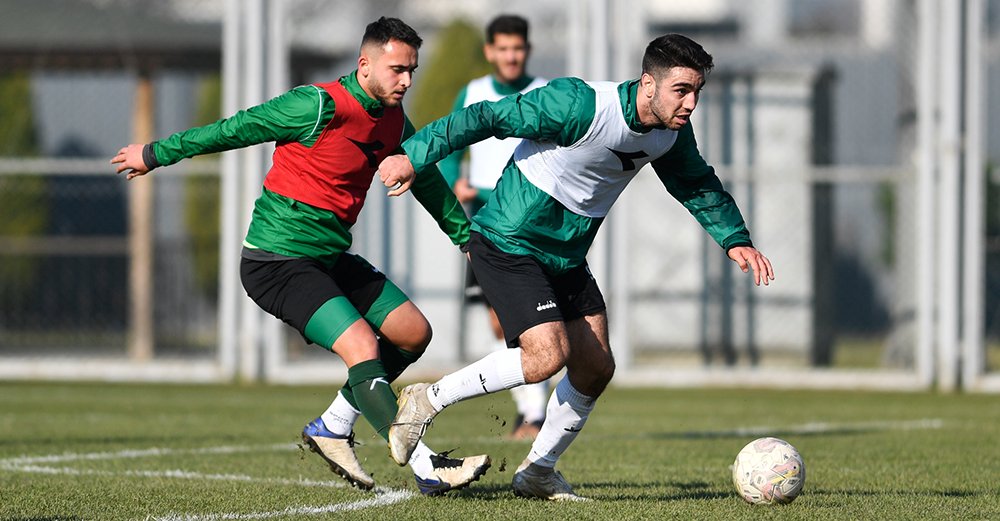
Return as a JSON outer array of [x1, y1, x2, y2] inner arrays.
[[731, 437, 805, 505]]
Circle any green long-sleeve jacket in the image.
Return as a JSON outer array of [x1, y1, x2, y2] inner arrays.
[[404, 76, 752, 274], [149, 72, 470, 267]]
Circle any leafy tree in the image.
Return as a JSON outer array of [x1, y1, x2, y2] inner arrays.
[[408, 19, 491, 127], [183, 75, 222, 298], [0, 72, 49, 309]]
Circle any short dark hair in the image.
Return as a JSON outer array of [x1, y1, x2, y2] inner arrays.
[[361, 16, 422, 51], [486, 14, 529, 45], [642, 34, 713, 79]]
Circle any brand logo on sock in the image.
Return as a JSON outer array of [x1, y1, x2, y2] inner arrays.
[[536, 300, 556, 312], [431, 384, 440, 397], [370, 377, 388, 391], [479, 374, 489, 394], [563, 426, 582, 433]]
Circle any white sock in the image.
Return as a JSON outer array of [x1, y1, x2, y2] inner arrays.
[[512, 380, 549, 424], [320, 390, 360, 437], [427, 348, 526, 411], [526, 377, 595, 468], [408, 441, 437, 479]]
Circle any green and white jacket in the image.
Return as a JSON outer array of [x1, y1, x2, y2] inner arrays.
[[403, 77, 753, 275]]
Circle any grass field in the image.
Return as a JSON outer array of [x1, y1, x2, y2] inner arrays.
[[1, 381, 998, 520]]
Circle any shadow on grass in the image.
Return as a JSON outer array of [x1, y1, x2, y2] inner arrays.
[[425, 479, 731, 502], [434, 482, 991, 503], [801, 487, 984, 498]]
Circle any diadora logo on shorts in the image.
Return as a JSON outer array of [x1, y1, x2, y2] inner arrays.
[[536, 300, 557, 312]]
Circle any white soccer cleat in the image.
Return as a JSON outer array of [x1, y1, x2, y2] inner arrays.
[[301, 417, 375, 490], [512, 461, 589, 501], [388, 383, 439, 465], [415, 453, 492, 496]]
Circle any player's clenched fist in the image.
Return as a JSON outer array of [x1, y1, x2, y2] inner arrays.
[[378, 154, 416, 196]]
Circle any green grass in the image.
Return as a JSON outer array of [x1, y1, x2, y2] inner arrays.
[[1, 381, 998, 520]]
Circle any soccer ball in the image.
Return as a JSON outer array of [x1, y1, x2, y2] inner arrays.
[[731, 437, 805, 505]]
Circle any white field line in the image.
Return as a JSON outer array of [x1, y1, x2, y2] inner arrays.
[[0, 443, 295, 466], [3, 463, 350, 489], [726, 418, 945, 436], [154, 487, 414, 521], [0, 443, 415, 520]]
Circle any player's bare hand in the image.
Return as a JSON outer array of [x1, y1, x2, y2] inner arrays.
[[453, 177, 478, 204], [378, 154, 415, 197], [727, 246, 775, 286], [111, 144, 150, 180]]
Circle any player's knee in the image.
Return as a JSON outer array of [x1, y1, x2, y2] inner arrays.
[[385, 315, 432, 353], [596, 355, 616, 385], [406, 319, 432, 353]]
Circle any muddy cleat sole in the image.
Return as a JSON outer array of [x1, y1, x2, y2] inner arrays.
[[388, 383, 438, 466], [512, 461, 588, 501], [302, 417, 375, 490], [415, 453, 491, 496]]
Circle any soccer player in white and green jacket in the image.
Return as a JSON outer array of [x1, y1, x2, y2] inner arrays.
[[438, 14, 551, 441], [380, 34, 775, 500]]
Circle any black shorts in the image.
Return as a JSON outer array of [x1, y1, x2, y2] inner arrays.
[[462, 198, 489, 305], [467, 232, 606, 348], [239, 252, 405, 342], [462, 259, 490, 305]]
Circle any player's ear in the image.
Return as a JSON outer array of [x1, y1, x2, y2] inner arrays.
[[640, 72, 656, 98], [358, 54, 370, 78]]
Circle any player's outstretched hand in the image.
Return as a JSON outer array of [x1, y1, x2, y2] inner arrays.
[[727, 246, 775, 287], [378, 154, 416, 197], [111, 144, 150, 180]]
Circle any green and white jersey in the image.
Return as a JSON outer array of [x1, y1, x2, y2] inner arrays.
[[403, 76, 752, 275], [438, 74, 545, 206], [514, 81, 674, 218]]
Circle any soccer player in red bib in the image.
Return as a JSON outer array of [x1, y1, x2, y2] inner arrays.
[[112, 17, 488, 496]]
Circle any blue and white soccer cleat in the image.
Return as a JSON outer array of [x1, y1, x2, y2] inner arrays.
[[301, 417, 375, 490], [414, 453, 491, 496]]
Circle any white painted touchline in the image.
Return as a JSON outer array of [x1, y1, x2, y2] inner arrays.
[[0, 443, 416, 520], [0, 443, 295, 466], [153, 487, 415, 521]]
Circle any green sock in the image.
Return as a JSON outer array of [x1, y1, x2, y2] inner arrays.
[[338, 339, 422, 410], [347, 359, 398, 441]]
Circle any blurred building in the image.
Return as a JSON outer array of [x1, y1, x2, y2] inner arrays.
[[0, 0, 996, 387]]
